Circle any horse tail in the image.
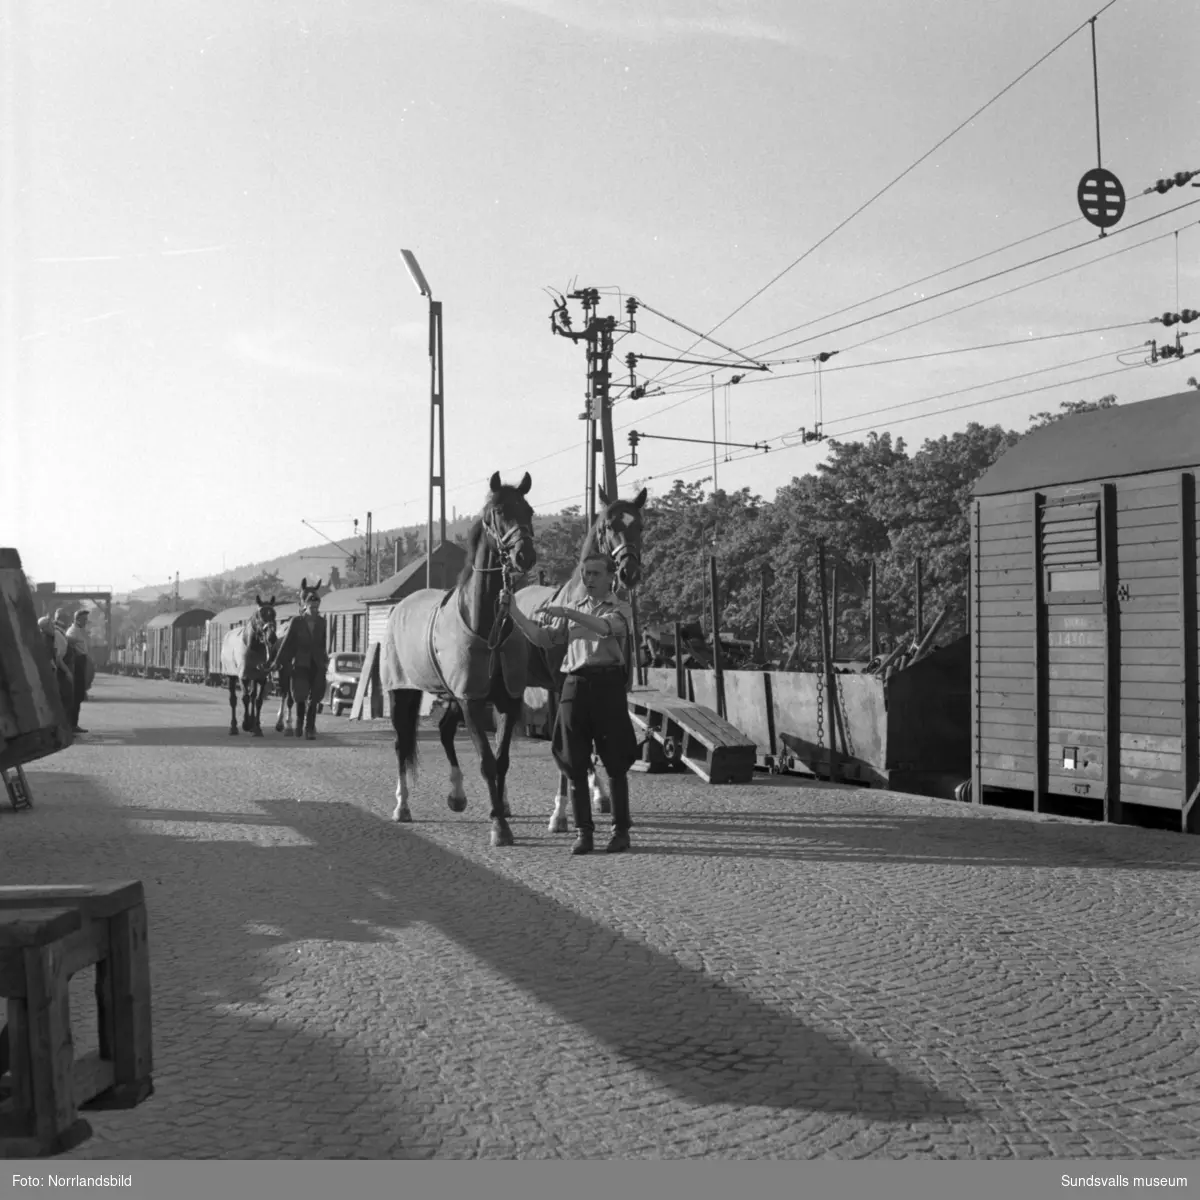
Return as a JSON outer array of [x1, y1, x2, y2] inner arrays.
[[392, 690, 422, 779]]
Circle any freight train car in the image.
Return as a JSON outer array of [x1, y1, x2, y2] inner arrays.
[[143, 609, 215, 680]]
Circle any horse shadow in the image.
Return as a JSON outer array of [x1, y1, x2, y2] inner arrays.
[[107, 797, 974, 1122]]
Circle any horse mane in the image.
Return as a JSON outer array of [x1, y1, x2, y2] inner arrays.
[[455, 518, 486, 588]]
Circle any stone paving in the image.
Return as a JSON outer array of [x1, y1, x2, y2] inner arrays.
[[3, 673, 1199, 1160]]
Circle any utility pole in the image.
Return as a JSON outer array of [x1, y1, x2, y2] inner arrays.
[[551, 290, 637, 529], [365, 511, 373, 585]]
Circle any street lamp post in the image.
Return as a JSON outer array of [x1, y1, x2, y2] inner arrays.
[[401, 249, 446, 591]]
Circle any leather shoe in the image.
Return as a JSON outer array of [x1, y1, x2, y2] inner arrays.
[[606, 830, 631, 853], [571, 830, 594, 855]]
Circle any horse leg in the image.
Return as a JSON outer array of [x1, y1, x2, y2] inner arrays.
[[463, 698, 512, 847], [227, 677, 239, 735], [275, 673, 287, 733], [493, 689, 521, 822], [590, 755, 611, 814], [439, 703, 467, 813], [391, 689, 421, 823], [241, 680, 254, 732], [252, 680, 265, 737], [549, 769, 571, 833]]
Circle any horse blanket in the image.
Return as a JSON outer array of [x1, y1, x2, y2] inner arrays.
[[380, 587, 527, 701], [220, 624, 272, 682]]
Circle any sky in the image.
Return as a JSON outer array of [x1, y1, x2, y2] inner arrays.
[[2, 0, 1199, 595]]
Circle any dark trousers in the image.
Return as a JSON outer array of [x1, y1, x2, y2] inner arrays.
[[551, 669, 637, 833], [70, 658, 87, 728]]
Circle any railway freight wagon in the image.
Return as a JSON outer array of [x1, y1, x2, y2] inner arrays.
[[969, 389, 1200, 833], [204, 602, 300, 685], [143, 609, 214, 680]]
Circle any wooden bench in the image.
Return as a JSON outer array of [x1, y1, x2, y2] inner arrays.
[[0, 882, 153, 1157]]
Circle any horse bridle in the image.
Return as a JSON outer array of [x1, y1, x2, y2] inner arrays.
[[600, 515, 642, 592], [481, 508, 535, 590]]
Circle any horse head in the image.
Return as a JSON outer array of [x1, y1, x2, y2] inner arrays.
[[483, 470, 537, 576], [252, 594, 278, 651], [299, 577, 323, 613], [595, 485, 647, 589]]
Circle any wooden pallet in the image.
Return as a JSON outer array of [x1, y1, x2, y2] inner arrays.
[[627, 691, 757, 784]]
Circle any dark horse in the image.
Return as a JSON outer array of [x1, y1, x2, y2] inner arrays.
[[272, 578, 327, 740], [220, 596, 278, 737], [382, 471, 536, 848], [512, 485, 647, 832]]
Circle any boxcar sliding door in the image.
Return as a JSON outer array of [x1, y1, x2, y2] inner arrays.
[[1039, 492, 1108, 808]]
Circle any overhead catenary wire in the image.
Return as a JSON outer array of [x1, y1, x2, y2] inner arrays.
[[638, 0, 1123, 393]]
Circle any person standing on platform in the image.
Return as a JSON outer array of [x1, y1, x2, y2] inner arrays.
[[64, 608, 92, 733], [38, 614, 75, 730], [501, 553, 639, 856]]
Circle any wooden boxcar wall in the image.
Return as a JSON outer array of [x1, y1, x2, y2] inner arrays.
[[971, 469, 1199, 831]]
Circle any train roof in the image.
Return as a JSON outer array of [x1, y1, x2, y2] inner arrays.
[[144, 608, 215, 630], [207, 601, 300, 625], [974, 390, 1200, 498]]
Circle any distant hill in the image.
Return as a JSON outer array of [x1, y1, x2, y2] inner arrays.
[[125, 514, 568, 602]]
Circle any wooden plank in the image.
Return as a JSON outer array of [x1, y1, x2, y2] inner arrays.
[[1118, 504, 1180, 528], [979, 646, 1035, 664], [987, 615, 1036, 632], [981, 766, 1035, 789], [1122, 648, 1184, 666], [979, 582, 1037, 600], [1120, 747, 1183, 772], [978, 631, 1035, 648], [1119, 782, 1182, 810], [979, 691, 1036, 705], [1117, 559, 1181, 579], [983, 735, 1035, 757], [1042, 501, 1097, 522], [1121, 665, 1183, 684], [1118, 593, 1180, 613], [1047, 761, 1105, 782], [977, 534, 1033, 555], [980, 751, 1036, 773], [1048, 727, 1106, 748], [1117, 520, 1178, 544], [1047, 614, 1105, 631], [1119, 713, 1181, 736], [1047, 630, 1105, 647], [1047, 678, 1105, 697], [981, 721, 1037, 743], [103, 904, 154, 1090], [1118, 483, 1179, 510], [979, 678, 1035, 697], [977, 569, 1034, 587], [979, 660, 1034, 677], [980, 704, 1035, 725], [1119, 765, 1184, 789], [971, 499, 982, 807], [1120, 629, 1181, 647], [1043, 549, 1100, 566], [1045, 647, 1106, 665], [1121, 681, 1184, 700], [979, 553, 1035, 572], [1032, 492, 1047, 813], [1047, 664, 1105, 681], [22, 939, 78, 1147], [1120, 731, 1182, 753], [978, 600, 1035, 617], [1122, 575, 1181, 596], [1042, 520, 1099, 539], [1045, 704, 1105, 727], [1121, 697, 1184, 719], [980, 500, 1034, 526]]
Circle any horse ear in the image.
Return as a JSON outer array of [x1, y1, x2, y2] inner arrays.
[[518, 472, 532, 495], [313, 578, 322, 590], [489, 471, 502, 493], [598, 485, 609, 506], [633, 487, 648, 509], [256, 594, 263, 605], [300, 577, 308, 591], [269, 596, 276, 606]]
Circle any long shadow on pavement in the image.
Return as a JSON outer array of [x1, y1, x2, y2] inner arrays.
[[633, 811, 1200, 872], [118, 798, 974, 1122]]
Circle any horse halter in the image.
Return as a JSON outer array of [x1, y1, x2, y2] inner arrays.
[[482, 507, 535, 587], [601, 516, 642, 584]]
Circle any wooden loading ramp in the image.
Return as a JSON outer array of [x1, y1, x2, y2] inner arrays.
[[627, 690, 757, 784]]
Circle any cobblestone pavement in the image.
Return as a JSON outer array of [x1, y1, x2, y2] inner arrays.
[[3, 674, 1199, 1160]]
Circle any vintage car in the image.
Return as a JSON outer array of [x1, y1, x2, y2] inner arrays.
[[324, 651, 365, 716]]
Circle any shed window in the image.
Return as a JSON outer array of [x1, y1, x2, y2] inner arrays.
[[1041, 495, 1102, 599], [1047, 567, 1101, 593]]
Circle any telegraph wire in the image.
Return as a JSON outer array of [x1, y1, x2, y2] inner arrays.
[[638, 0, 1123, 392]]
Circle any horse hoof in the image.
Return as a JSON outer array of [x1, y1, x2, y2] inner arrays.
[[549, 815, 569, 834], [502, 802, 513, 819], [393, 806, 413, 824], [229, 727, 238, 736], [447, 794, 467, 814], [253, 728, 264, 738], [274, 720, 284, 733], [284, 728, 294, 738], [491, 819, 514, 848]]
